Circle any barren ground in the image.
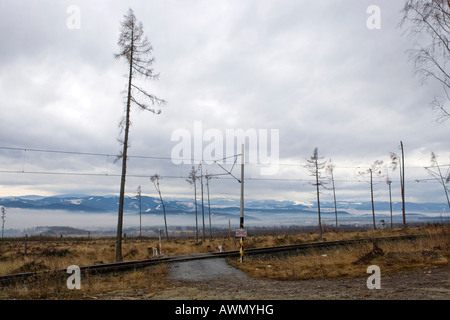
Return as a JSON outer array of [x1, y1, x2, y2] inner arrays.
[[96, 258, 450, 300]]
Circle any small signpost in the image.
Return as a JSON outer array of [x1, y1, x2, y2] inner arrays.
[[235, 229, 247, 238], [236, 228, 247, 262]]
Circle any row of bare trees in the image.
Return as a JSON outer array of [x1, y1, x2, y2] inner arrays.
[[186, 164, 214, 243], [306, 146, 401, 236], [308, 141, 449, 237], [136, 144, 448, 246], [134, 165, 215, 245]]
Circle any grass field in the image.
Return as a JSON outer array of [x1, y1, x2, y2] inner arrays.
[[229, 224, 449, 280], [0, 223, 448, 299]]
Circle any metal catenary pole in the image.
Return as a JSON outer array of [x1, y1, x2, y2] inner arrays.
[[200, 163, 206, 242], [1, 207, 6, 239], [137, 185, 142, 238], [206, 172, 213, 241], [387, 178, 393, 229], [240, 144, 245, 263], [400, 141, 406, 228]]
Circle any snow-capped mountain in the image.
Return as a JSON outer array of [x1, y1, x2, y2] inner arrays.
[[0, 195, 448, 215]]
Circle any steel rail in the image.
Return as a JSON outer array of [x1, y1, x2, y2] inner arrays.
[[0, 234, 425, 285]]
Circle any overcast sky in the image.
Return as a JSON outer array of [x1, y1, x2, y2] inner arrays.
[[0, 0, 449, 204]]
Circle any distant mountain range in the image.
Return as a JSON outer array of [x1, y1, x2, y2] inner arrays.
[[0, 194, 448, 215]]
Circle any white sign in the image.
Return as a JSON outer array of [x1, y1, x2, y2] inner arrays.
[[235, 229, 247, 237]]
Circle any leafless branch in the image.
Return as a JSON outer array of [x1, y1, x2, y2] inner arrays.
[[400, 0, 450, 123]]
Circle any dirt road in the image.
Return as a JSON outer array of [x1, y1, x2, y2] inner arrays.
[[142, 258, 448, 300]]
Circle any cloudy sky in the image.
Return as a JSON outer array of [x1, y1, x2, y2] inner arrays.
[[0, 0, 449, 204]]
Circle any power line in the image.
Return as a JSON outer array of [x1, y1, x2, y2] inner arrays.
[[1, 146, 446, 169], [0, 168, 442, 185], [0, 146, 447, 187], [0, 146, 171, 161]]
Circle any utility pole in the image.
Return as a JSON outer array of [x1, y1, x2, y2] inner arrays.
[[211, 149, 245, 250], [369, 169, 376, 230], [206, 172, 213, 241], [137, 185, 142, 238], [200, 163, 206, 242], [314, 156, 323, 237], [239, 144, 245, 263], [400, 141, 406, 228]]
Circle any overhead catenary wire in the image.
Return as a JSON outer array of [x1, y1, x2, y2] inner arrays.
[[1, 146, 444, 169], [0, 169, 442, 185], [0, 146, 446, 184]]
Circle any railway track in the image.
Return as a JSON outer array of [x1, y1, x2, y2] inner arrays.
[[0, 234, 424, 285]]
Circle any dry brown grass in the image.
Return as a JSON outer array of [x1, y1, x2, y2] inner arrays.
[[0, 264, 170, 300], [0, 236, 253, 275], [228, 224, 449, 280], [0, 236, 239, 299], [0, 224, 448, 299], [0, 224, 435, 275]]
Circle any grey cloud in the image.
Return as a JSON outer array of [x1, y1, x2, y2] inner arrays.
[[0, 0, 448, 203]]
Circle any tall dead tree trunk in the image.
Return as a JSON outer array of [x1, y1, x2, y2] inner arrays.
[[114, 8, 166, 261], [116, 32, 133, 262], [187, 166, 199, 242], [358, 160, 384, 230], [425, 152, 450, 209], [306, 148, 327, 239], [391, 141, 406, 229], [151, 174, 169, 240], [326, 160, 338, 228], [386, 176, 393, 229]]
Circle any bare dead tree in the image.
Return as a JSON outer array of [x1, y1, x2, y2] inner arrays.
[[326, 159, 338, 228], [186, 165, 199, 242], [400, 0, 450, 123], [306, 148, 327, 239], [114, 8, 166, 261], [358, 160, 384, 230], [390, 141, 407, 228], [1, 206, 6, 239], [151, 174, 169, 240], [386, 174, 394, 229], [205, 171, 213, 241], [425, 152, 450, 208]]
